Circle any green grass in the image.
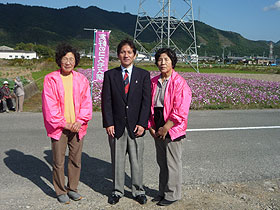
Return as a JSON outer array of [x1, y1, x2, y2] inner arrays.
[[32, 69, 53, 91], [79, 62, 279, 74], [141, 66, 264, 74], [23, 92, 42, 112]]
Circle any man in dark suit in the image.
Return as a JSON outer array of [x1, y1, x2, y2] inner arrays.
[[101, 39, 151, 205]]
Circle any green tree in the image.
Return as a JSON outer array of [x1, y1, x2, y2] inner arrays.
[[34, 45, 54, 58], [15, 42, 34, 51], [15, 42, 54, 58]]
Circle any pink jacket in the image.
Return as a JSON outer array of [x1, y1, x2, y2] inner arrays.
[[42, 69, 92, 140], [148, 70, 192, 140]]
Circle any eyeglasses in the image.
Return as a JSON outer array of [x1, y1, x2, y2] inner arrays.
[[61, 57, 75, 64], [158, 58, 171, 63]]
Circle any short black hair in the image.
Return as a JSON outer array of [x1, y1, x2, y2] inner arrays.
[[155, 48, 177, 69], [117, 39, 137, 56], [55, 43, 80, 68]]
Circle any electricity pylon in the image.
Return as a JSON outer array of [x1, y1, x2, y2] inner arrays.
[[134, 0, 199, 72]]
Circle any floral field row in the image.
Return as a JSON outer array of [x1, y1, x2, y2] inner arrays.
[[77, 69, 280, 110]]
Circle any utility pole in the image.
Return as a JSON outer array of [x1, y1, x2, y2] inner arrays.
[[269, 42, 273, 59], [198, 6, 200, 21], [222, 46, 225, 64]]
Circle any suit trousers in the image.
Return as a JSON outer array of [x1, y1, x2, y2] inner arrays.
[[154, 137, 183, 201], [51, 130, 83, 196], [108, 127, 145, 197]]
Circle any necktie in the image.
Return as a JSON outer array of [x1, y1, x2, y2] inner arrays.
[[124, 70, 129, 95]]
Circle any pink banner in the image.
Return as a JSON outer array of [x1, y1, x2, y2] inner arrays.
[[93, 31, 110, 82]]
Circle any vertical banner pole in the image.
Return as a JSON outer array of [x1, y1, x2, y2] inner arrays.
[[93, 30, 111, 82], [91, 29, 97, 98]]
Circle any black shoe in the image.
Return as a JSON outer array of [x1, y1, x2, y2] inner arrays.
[[157, 199, 177, 206], [108, 194, 121, 205], [151, 196, 164, 202], [134, 194, 147, 204]]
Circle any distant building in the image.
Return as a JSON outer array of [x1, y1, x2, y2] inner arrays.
[[135, 53, 155, 61], [255, 56, 274, 66], [0, 46, 13, 51], [198, 56, 216, 62], [0, 46, 37, 59], [225, 56, 245, 64]]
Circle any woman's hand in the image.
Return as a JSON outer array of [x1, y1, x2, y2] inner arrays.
[[156, 120, 175, 140], [71, 121, 82, 133], [64, 123, 72, 131], [149, 127, 157, 139], [65, 122, 82, 133], [156, 126, 168, 140]]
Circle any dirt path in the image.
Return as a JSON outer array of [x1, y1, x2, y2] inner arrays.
[[2, 178, 279, 210]]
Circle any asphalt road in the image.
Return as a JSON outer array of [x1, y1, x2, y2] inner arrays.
[[0, 109, 280, 208]]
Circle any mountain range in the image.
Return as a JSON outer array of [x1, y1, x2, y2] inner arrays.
[[0, 3, 279, 58]]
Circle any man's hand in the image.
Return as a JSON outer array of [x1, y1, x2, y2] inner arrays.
[[134, 125, 145, 137], [106, 126, 115, 138]]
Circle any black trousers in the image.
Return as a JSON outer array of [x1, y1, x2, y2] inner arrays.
[[154, 107, 171, 139]]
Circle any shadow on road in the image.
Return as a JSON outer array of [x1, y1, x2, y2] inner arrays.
[[3, 149, 56, 198], [79, 152, 158, 199], [44, 150, 158, 199], [3, 149, 158, 200], [44, 150, 133, 198]]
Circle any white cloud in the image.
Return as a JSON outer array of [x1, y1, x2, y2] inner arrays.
[[264, 0, 280, 11]]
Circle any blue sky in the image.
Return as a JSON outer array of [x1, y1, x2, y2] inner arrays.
[[0, 0, 280, 42]]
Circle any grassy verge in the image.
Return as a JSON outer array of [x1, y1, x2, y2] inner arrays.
[[32, 70, 53, 91], [23, 92, 42, 112]]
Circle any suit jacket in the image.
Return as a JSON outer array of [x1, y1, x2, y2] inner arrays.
[[101, 66, 151, 139]]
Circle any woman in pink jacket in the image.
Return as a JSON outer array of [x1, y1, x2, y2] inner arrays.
[[42, 44, 92, 204], [148, 48, 192, 206]]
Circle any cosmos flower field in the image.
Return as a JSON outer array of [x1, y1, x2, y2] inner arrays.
[[77, 68, 280, 110]]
